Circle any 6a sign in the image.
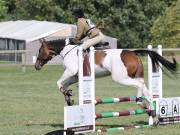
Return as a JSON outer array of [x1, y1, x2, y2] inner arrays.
[[155, 97, 180, 124]]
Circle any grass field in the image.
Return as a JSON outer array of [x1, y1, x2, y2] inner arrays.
[[0, 61, 180, 135]]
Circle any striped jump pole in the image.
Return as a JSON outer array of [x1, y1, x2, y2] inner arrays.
[[97, 124, 151, 133], [95, 108, 152, 119], [95, 96, 145, 105]]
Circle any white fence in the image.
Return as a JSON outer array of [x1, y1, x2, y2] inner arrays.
[[0, 50, 27, 63], [0, 50, 28, 72]]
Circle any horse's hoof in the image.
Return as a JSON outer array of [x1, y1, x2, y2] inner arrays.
[[153, 117, 159, 126], [67, 99, 74, 106]]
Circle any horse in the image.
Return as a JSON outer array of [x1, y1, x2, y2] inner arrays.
[[35, 39, 178, 122]]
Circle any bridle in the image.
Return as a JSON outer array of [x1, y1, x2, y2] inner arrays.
[[38, 38, 79, 62], [37, 44, 56, 65]]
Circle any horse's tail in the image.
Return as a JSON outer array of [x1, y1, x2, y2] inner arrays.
[[133, 50, 178, 74]]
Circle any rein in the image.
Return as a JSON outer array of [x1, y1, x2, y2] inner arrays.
[[60, 45, 79, 59]]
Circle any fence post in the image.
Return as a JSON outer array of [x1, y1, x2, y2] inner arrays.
[[157, 45, 162, 98], [148, 45, 162, 98], [21, 52, 26, 72], [78, 47, 83, 105]]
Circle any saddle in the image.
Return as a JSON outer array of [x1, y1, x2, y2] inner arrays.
[[94, 42, 110, 50], [69, 38, 110, 50]]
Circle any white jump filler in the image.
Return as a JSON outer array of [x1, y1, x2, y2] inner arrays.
[[64, 47, 95, 134], [78, 47, 95, 105], [148, 45, 162, 98]]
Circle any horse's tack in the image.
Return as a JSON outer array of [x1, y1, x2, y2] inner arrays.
[[61, 45, 79, 59]]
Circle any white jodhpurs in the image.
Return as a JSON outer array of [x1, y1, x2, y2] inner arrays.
[[81, 32, 104, 50]]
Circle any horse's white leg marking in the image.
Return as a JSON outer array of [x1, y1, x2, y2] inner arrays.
[[113, 63, 152, 104], [113, 77, 151, 100], [57, 69, 75, 89], [137, 85, 143, 98]]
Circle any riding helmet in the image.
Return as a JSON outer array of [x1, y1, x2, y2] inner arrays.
[[72, 8, 84, 18]]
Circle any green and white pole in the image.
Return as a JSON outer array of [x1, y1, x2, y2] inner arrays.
[[95, 109, 152, 119]]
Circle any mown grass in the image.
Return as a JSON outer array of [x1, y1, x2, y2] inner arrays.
[[0, 61, 15, 64], [0, 61, 180, 135]]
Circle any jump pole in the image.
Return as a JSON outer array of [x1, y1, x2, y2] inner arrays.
[[95, 108, 152, 119], [95, 96, 145, 105]]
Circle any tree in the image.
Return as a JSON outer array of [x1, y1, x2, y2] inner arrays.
[[151, 0, 180, 47], [0, 0, 177, 48], [100, 0, 172, 48], [0, 0, 7, 20]]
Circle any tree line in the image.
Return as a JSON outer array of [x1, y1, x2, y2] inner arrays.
[[0, 0, 179, 48]]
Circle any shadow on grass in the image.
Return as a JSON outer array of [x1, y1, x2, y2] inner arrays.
[[26, 124, 84, 135], [44, 130, 85, 135], [26, 123, 64, 128], [26, 121, 148, 134], [44, 130, 75, 135]]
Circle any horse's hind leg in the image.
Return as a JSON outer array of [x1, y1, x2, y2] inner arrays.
[[135, 79, 153, 109], [115, 77, 153, 108], [113, 76, 159, 124]]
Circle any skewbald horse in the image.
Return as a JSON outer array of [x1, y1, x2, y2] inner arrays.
[[35, 39, 178, 124]]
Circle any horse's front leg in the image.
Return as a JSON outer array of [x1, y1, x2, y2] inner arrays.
[[60, 75, 78, 106], [57, 69, 78, 106]]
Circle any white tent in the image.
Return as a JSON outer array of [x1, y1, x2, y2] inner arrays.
[[0, 20, 74, 42], [0, 20, 117, 64]]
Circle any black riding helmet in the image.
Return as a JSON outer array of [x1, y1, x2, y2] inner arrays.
[[72, 8, 84, 18]]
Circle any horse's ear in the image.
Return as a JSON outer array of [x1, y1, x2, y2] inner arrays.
[[39, 39, 43, 44]]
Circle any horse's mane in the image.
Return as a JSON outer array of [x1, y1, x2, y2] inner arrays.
[[46, 39, 66, 54], [46, 39, 65, 46]]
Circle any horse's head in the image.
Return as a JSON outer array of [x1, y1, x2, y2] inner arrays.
[[35, 39, 65, 70]]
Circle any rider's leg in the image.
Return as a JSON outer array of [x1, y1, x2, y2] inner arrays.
[[81, 32, 104, 50]]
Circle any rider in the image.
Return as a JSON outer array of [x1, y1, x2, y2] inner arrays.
[[71, 8, 104, 50]]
